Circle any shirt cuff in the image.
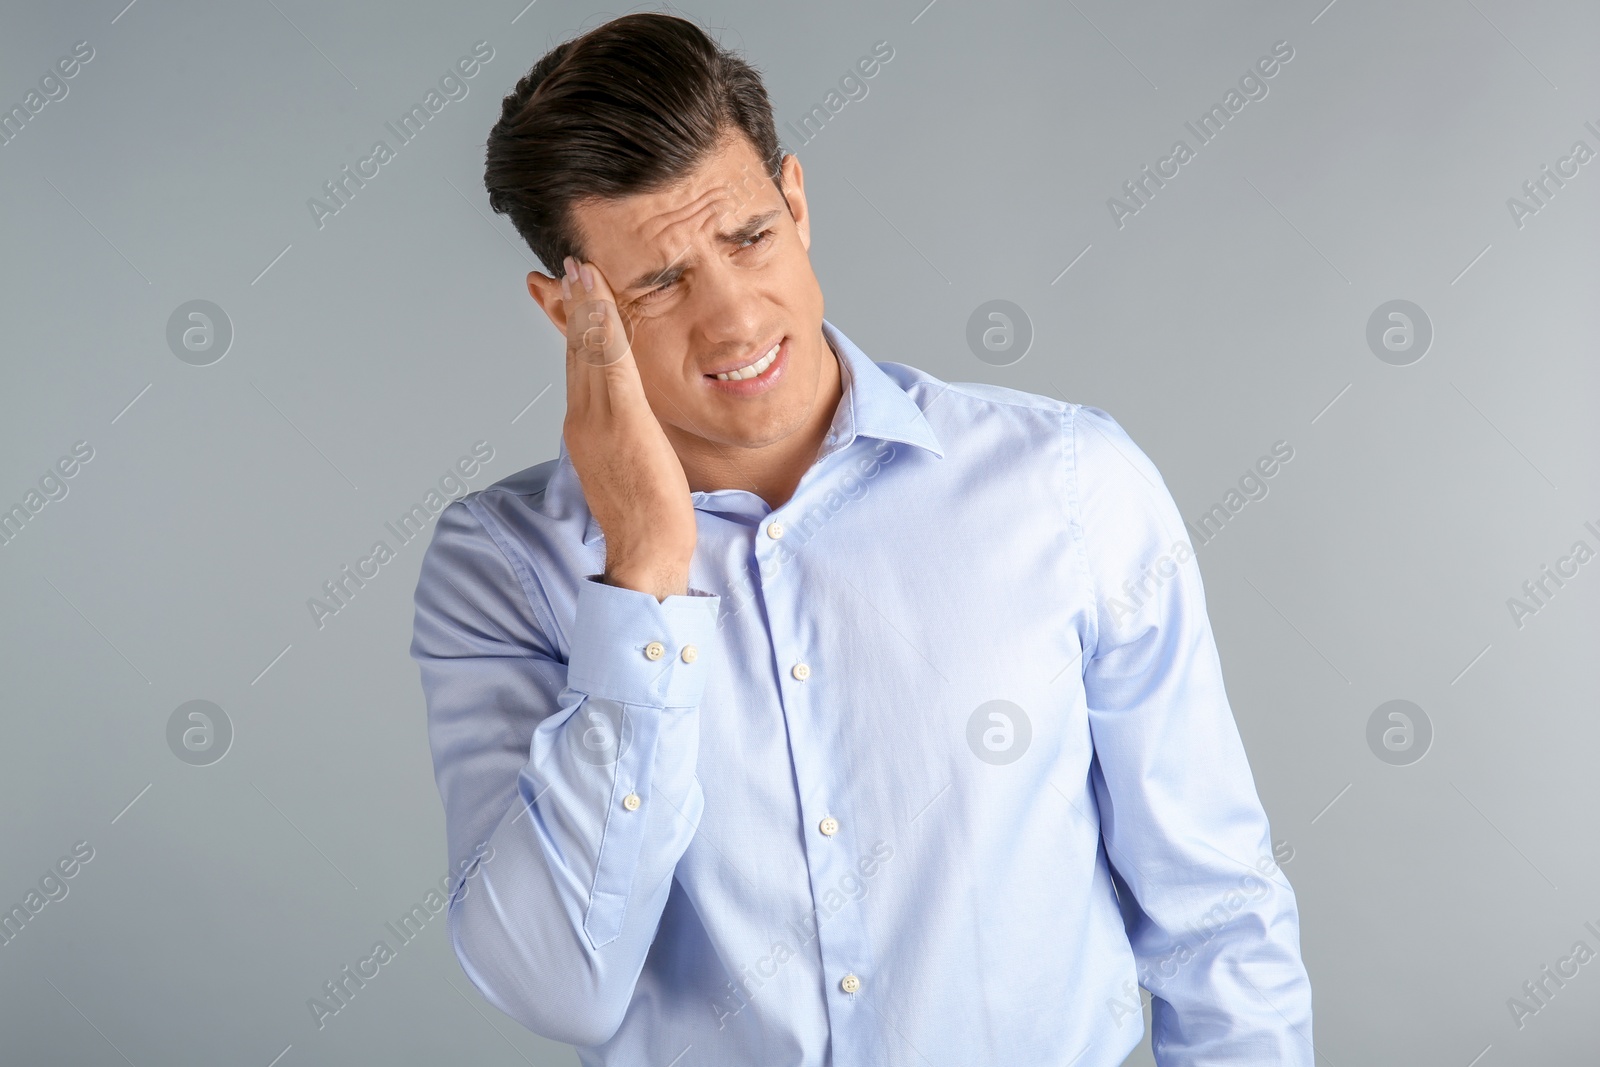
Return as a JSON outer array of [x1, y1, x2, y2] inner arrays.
[[564, 575, 721, 708]]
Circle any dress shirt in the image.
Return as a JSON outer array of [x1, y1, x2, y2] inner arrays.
[[409, 317, 1314, 1066]]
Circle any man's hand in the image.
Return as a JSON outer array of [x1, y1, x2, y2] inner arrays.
[[561, 255, 697, 601]]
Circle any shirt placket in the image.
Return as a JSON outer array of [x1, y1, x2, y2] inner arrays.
[[754, 453, 886, 1067]]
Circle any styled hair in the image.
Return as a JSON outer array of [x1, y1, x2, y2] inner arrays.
[[484, 13, 785, 276]]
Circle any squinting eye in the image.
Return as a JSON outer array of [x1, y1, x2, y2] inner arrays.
[[742, 229, 776, 249], [638, 281, 676, 304]]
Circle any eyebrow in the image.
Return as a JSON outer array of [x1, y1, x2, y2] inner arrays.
[[621, 207, 785, 294]]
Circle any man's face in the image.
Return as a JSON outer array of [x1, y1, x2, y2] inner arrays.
[[529, 131, 829, 456]]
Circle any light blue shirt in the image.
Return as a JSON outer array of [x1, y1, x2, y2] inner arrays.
[[409, 318, 1313, 1066]]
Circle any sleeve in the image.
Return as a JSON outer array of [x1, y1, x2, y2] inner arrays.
[[409, 498, 721, 1048], [1069, 404, 1314, 1066]]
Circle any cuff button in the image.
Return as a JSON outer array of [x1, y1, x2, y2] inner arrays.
[[680, 644, 698, 664], [644, 641, 666, 661]]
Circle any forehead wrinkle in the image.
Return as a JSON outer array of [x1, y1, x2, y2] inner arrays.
[[622, 183, 760, 293]]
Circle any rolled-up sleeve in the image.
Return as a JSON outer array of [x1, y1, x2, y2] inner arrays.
[[1069, 404, 1314, 1065], [409, 498, 720, 1048]]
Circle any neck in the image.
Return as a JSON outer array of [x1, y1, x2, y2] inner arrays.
[[672, 328, 843, 510]]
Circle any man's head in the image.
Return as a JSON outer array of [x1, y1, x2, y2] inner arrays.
[[485, 13, 834, 465]]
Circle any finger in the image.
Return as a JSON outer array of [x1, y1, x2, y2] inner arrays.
[[570, 259, 652, 411]]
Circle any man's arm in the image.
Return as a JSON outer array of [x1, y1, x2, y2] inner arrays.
[[410, 498, 718, 1048], [1070, 403, 1314, 1064]]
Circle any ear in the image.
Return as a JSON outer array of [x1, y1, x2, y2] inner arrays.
[[526, 270, 568, 334], [778, 153, 811, 252]]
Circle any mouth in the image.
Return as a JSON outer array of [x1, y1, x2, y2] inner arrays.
[[703, 336, 788, 395]]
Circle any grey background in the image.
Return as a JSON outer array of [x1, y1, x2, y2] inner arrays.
[[2, 0, 1596, 1063]]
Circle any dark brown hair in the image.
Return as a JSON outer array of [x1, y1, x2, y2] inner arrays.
[[484, 13, 785, 277]]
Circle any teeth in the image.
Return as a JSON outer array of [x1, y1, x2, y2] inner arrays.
[[715, 343, 780, 380]]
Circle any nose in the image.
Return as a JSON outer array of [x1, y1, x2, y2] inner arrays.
[[692, 253, 764, 351]]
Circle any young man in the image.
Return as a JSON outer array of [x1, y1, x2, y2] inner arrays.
[[410, 13, 1313, 1066]]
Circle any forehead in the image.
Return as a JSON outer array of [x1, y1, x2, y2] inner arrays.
[[570, 132, 778, 279]]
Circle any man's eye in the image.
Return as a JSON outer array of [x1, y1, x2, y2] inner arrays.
[[741, 228, 776, 250], [638, 280, 676, 303]]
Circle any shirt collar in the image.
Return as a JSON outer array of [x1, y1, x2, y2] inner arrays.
[[562, 317, 942, 546]]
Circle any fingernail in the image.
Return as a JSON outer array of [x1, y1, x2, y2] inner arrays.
[[563, 255, 575, 278], [561, 272, 572, 300], [580, 264, 594, 292]]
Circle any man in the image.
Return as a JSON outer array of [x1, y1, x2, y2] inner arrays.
[[410, 12, 1313, 1065]]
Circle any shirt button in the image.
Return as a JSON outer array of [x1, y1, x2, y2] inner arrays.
[[791, 662, 811, 681], [622, 792, 641, 811], [819, 816, 839, 836], [766, 521, 785, 540], [840, 973, 861, 994], [680, 644, 698, 664], [644, 641, 665, 661]]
